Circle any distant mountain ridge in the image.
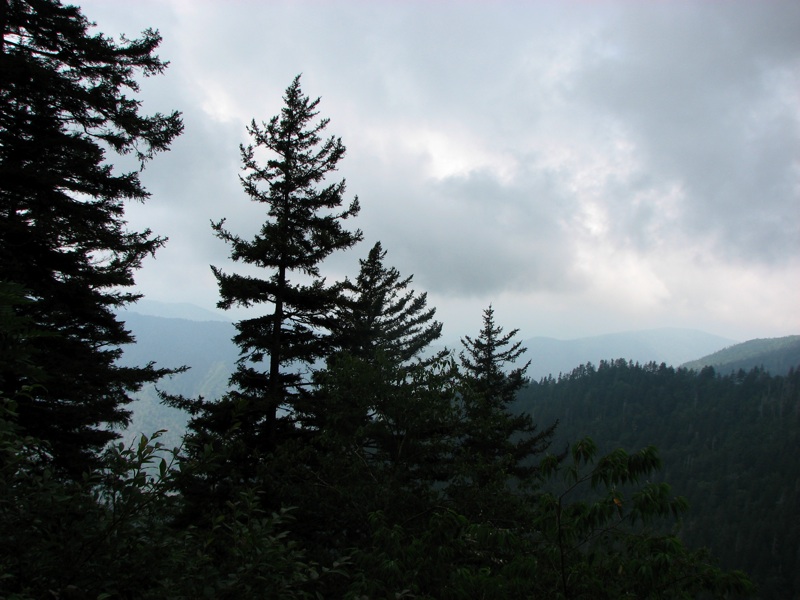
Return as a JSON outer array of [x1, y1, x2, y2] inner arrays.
[[115, 311, 238, 447], [123, 299, 231, 322], [115, 306, 744, 443], [681, 335, 800, 376], [119, 306, 738, 389], [521, 328, 736, 381]]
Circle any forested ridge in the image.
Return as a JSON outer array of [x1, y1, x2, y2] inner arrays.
[[0, 2, 772, 598], [518, 361, 800, 598], [682, 336, 800, 377]]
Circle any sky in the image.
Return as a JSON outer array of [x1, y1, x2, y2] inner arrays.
[[76, 0, 799, 344]]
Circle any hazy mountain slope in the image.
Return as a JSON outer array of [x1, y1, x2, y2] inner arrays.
[[124, 299, 230, 322], [114, 308, 739, 444], [522, 328, 736, 380], [681, 335, 800, 376], [115, 312, 238, 447]]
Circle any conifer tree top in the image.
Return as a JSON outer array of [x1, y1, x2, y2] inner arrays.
[[332, 241, 444, 367], [213, 75, 361, 286], [460, 304, 531, 406]]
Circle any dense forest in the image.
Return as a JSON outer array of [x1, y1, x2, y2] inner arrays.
[[0, 1, 783, 598], [517, 361, 800, 598]]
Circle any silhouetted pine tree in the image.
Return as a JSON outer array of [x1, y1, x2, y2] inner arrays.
[[185, 76, 361, 466], [257, 241, 458, 561], [313, 241, 455, 487], [0, 0, 183, 475], [331, 241, 445, 367], [453, 305, 556, 518]]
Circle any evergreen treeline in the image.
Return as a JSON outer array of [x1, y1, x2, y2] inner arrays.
[[518, 361, 800, 598], [681, 335, 800, 377], [1, 2, 755, 598]]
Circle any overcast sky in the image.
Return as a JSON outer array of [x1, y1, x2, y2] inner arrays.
[[77, 0, 799, 343]]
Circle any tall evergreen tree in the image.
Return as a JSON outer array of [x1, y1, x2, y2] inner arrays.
[[319, 241, 454, 475], [316, 240, 452, 473], [0, 0, 183, 475], [255, 241, 458, 563], [197, 75, 361, 457], [312, 241, 450, 467], [453, 305, 556, 518], [314, 241, 455, 497]]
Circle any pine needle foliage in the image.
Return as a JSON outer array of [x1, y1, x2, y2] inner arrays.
[[455, 305, 557, 508], [203, 75, 362, 453], [332, 241, 446, 368], [0, 0, 183, 475]]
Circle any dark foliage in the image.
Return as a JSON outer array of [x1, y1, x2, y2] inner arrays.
[[330, 241, 446, 368], [518, 359, 800, 598], [0, 0, 183, 475], [453, 305, 557, 513]]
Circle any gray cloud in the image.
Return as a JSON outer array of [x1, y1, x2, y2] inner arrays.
[[417, 168, 581, 296], [572, 1, 800, 263], [76, 0, 800, 340]]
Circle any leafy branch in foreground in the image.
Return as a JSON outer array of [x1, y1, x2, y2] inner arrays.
[[533, 437, 753, 599]]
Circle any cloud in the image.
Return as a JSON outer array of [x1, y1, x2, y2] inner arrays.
[[74, 0, 800, 341], [571, 1, 800, 264]]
